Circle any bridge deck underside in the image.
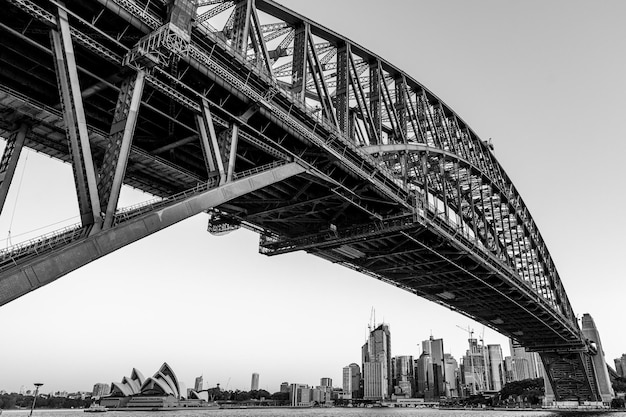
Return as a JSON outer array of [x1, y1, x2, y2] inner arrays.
[[241, 201, 581, 351]]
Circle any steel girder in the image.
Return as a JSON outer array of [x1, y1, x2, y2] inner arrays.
[[0, 162, 306, 307]]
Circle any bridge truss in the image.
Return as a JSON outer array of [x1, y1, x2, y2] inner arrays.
[[0, 0, 613, 402]]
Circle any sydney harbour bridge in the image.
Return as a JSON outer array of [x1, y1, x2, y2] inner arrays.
[[0, 0, 615, 404]]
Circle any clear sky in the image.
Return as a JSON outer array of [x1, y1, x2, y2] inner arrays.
[[0, 0, 625, 395]]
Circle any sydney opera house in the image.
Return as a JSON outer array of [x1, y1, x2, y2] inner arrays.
[[100, 362, 216, 410]]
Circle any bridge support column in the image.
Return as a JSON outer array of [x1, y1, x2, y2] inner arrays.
[[581, 313, 615, 403], [0, 123, 28, 215], [50, 6, 102, 228], [540, 351, 598, 405]]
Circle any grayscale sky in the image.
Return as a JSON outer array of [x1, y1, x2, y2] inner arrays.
[[0, 0, 625, 395]]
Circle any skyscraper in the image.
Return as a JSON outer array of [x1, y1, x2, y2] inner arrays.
[[320, 378, 332, 388], [92, 383, 111, 398], [392, 355, 414, 397], [415, 352, 431, 397], [251, 373, 259, 391], [614, 354, 626, 378], [504, 356, 515, 383], [362, 323, 392, 400], [461, 338, 487, 395], [444, 354, 459, 397], [194, 376, 203, 392], [509, 339, 544, 381], [422, 336, 445, 400], [487, 345, 504, 391], [342, 363, 361, 399]]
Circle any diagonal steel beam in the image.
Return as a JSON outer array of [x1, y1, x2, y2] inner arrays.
[[0, 123, 29, 216], [0, 162, 306, 307]]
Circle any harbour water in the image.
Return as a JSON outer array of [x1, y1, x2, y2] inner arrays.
[[1, 409, 625, 417]]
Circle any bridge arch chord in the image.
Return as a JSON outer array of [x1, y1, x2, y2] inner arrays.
[[362, 143, 576, 325], [194, 1, 581, 345]]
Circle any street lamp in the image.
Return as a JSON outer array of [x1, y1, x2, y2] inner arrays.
[[29, 383, 43, 417]]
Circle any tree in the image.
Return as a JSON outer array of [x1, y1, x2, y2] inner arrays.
[[612, 377, 626, 393], [499, 378, 544, 405], [270, 391, 289, 404]]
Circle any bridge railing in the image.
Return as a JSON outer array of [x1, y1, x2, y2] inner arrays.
[[0, 161, 287, 273], [0, 223, 88, 272], [113, 160, 287, 225]]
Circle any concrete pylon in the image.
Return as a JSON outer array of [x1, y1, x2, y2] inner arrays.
[[581, 313, 615, 403]]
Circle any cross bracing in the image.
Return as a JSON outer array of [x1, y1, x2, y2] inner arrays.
[[0, 0, 610, 402]]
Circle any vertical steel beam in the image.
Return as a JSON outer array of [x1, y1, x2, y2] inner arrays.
[[232, 0, 253, 55], [369, 60, 382, 144], [469, 177, 479, 239], [395, 76, 408, 143], [421, 153, 430, 213], [196, 98, 226, 184], [336, 43, 350, 136], [439, 157, 448, 220], [50, 7, 101, 228], [226, 124, 240, 182], [291, 23, 308, 102], [0, 124, 28, 216], [99, 71, 146, 230]]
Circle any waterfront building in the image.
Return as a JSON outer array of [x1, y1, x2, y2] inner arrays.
[[251, 373, 259, 391], [392, 355, 414, 398], [342, 363, 361, 399], [487, 345, 504, 391], [504, 356, 515, 383], [460, 339, 488, 395], [362, 323, 392, 400], [289, 383, 310, 407], [280, 382, 290, 393], [509, 339, 544, 381], [194, 376, 203, 392], [615, 354, 626, 377], [415, 351, 431, 397], [421, 336, 445, 400], [92, 383, 111, 398], [320, 378, 332, 389], [101, 363, 210, 410], [312, 386, 332, 404], [443, 354, 459, 397]]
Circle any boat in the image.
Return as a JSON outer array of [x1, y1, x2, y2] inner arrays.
[[84, 404, 108, 413]]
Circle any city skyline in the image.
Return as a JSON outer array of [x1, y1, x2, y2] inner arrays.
[[0, 323, 504, 395], [0, 328, 525, 398], [0, 0, 625, 395]]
